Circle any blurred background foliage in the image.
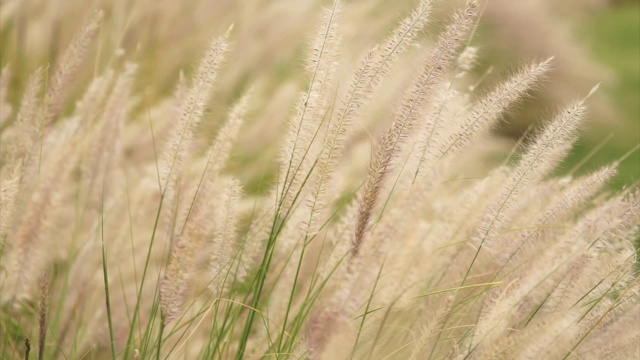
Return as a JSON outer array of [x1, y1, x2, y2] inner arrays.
[[0, 0, 638, 188], [575, 1, 639, 189]]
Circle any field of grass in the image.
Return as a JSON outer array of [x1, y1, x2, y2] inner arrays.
[[0, 1, 638, 359]]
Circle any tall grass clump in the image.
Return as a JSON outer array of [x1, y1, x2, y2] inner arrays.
[[1, 0, 638, 359]]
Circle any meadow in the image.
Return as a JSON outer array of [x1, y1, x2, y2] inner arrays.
[[0, 0, 638, 359]]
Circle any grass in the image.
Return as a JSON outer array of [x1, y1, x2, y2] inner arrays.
[[1, 0, 639, 359]]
